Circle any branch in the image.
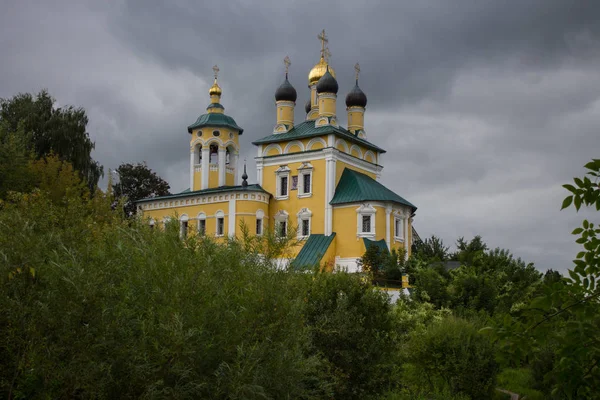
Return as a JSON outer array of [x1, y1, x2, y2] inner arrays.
[[526, 289, 600, 333]]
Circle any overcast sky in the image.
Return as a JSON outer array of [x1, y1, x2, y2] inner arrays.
[[2, 0, 599, 272]]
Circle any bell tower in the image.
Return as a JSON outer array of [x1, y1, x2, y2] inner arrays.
[[187, 65, 244, 190]]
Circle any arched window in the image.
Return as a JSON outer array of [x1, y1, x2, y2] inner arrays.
[[210, 143, 218, 164], [197, 212, 206, 236]]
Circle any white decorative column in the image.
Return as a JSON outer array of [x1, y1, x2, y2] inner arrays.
[[324, 149, 336, 236], [201, 147, 209, 189], [218, 147, 226, 186], [233, 151, 239, 185], [405, 214, 411, 260], [385, 206, 392, 249], [189, 149, 195, 191], [228, 198, 236, 237], [256, 159, 263, 186]]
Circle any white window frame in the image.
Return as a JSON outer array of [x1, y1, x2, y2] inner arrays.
[[149, 218, 155, 229], [197, 212, 206, 236], [275, 166, 291, 200], [356, 203, 376, 239], [274, 210, 289, 238], [180, 214, 189, 238], [296, 208, 312, 239], [394, 212, 405, 243], [256, 209, 265, 236], [215, 210, 225, 237], [297, 162, 313, 198]]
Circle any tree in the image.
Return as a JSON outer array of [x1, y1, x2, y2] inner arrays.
[[412, 235, 450, 262], [112, 162, 170, 216], [0, 90, 103, 190], [0, 122, 37, 199], [494, 159, 600, 398]]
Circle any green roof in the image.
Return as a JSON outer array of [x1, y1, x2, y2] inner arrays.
[[136, 184, 269, 203], [292, 233, 336, 270], [363, 238, 389, 254], [187, 111, 244, 134], [330, 168, 416, 210], [252, 120, 385, 154]]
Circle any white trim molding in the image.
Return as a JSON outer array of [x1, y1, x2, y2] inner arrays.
[[284, 140, 305, 154], [262, 143, 283, 157], [356, 203, 377, 239], [296, 207, 312, 239], [297, 162, 313, 198], [275, 165, 291, 200], [274, 210, 289, 237]]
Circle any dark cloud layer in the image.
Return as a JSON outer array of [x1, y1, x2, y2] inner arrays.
[[2, 0, 599, 272]]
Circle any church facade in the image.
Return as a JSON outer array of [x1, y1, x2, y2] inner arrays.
[[136, 31, 417, 272]]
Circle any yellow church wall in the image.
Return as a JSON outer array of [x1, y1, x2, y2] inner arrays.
[[141, 201, 229, 238], [332, 204, 389, 259], [286, 143, 303, 153], [262, 158, 327, 237], [208, 169, 219, 187], [335, 161, 377, 185], [320, 237, 337, 272], [226, 172, 235, 186]]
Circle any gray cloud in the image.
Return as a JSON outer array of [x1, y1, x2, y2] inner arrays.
[[2, 0, 599, 272]]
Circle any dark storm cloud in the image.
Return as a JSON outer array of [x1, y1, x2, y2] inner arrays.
[[2, 0, 599, 271]]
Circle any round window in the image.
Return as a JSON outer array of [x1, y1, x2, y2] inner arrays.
[[196, 130, 202, 137], [229, 132, 233, 139], [213, 130, 220, 137]]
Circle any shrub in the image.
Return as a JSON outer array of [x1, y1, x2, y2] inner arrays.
[[402, 316, 498, 399]]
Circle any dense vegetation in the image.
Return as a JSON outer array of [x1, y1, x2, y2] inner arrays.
[[1, 91, 598, 399]]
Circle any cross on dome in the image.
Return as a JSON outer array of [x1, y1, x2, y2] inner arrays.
[[354, 63, 360, 81], [284, 56, 291, 74], [317, 29, 328, 59], [212, 65, 219, 80]]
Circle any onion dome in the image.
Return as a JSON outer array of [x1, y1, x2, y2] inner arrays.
[[316, 67, 338, 94], [209, 79, 222, 96], [308, 58, 336, 86], [274, 75, 297, 102], [304, 99, 311, 114], [345, 81, 367, 108], [241, 163, 248, 187]]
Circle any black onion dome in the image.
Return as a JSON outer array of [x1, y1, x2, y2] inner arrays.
[[316, 67, 338, 94], [305, 99, 311, 113], [345, 81, 367, 108], [275, 76, 297, 102]]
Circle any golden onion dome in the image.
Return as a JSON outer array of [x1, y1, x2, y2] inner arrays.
[[209, 79, 222, 96], [308, 57, 336, 86]]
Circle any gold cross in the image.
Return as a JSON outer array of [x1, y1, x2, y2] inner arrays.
[[317, 29, 328, 58], [323, 47, 331, 63], [212, 65, 219, 80], [354, 63, 360, 81], [283, 56, 291, 74]]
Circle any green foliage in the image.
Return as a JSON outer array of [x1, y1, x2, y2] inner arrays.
[[495, 368, 545, 400], [412, 235, 450, 262], [0, 90, 103, 190], [112, 162, 171, 216], [0, 122, 37, 199], [493, 159, 600, 399], [303, 271, 398, 399], [402, 316, 498, 399], [0, 185, 402, 399]]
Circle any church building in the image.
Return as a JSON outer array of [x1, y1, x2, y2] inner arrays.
[[136, 30, 417, 272]]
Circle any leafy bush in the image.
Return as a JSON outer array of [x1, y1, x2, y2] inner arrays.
[[401, 316, 498, 399], [496, 368, 545, 400]]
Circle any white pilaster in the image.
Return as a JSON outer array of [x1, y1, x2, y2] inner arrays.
[[385, 206, 392, 250], [405, 215, 411, 260], [201, 147, 209, 189], [189, 150, 195, 191], [228, 198, 236, 237], [256, 159, 263, 186], [324, 150, 336, 236], [218, 147, 226, 186]]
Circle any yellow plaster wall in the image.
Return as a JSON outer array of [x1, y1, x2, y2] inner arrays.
[[226, 172, 235, 186], [331, 204, 388, 258], [208, 169, 219, 187], [141, 201, 230, 237], [318, 97, 336, 117], [266, 147, 281, 156], [320, 237, 337, 272], [262, 158, 326, 239], [286, 143, 302, 153]]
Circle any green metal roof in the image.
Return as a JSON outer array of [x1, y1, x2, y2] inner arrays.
[[136, 184, 269, 203], [363, 238, 389, 254], [292, 233, 336, 270], [330, 168, 416, 210], [187, 111, 244, 134], [252, 120, 385, 153]]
